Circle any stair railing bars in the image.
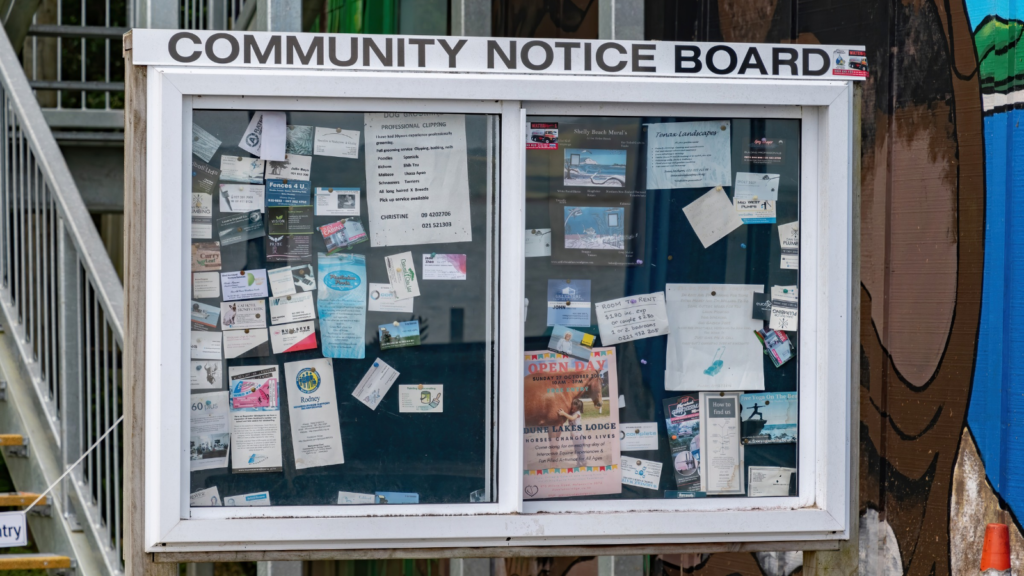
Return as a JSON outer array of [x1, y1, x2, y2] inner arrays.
[[0, 26, 125, 576]]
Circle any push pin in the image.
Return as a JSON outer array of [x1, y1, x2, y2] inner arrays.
[[640, 359, 647, 365], [636, 259, 643, 264], [393, 321, 400, 327], [431, 252, 436, 258], [741, 243, 747, 249]]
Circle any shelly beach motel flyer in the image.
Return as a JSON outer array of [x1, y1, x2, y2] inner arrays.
[[522, 347, 621, 500]]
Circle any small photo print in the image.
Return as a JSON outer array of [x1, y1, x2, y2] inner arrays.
[[378, 321, 422, 350], [564, 148, 626, 187], [564, 206, 625, 250], [526, 122, 558, 150], [739, 391, 797, 444], [546, 325, 596, 361]]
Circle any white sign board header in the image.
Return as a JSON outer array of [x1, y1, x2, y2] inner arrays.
[[130, 29, 867, 81]]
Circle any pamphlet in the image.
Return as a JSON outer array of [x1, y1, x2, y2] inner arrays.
[[398, 384, 443, 413], [219, 184, 265, 213], [385, 252, 420, 300], [595, 291, 669, 345], [270, 321, 317, 354], [664, 284, 765, 391], [699, 392, 744, 494], [522, 347, 620, 499], [189, 391, 230, 471], [739, 391, 797, 444], [645, 120, 732, 189], [422, 254, 467, 280], [546, 279, 591, 327], [228, 365, 283, 473], [352, 358, 399, 410], [317, 252, 366, 359], [755, 328, 795, 367], [285, 358, 345, 469], [190, 360, 222, 390], [314, 127, 360, 159], [368, 282, 413, 313], [662, 394, 701, 492], [364, 113, 472, 246], [315, 187, 360, 217], [546, 325, 595, 361], [192, 122, 221, 162]]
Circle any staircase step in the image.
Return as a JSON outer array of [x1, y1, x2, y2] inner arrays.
[[0, 434, 25, 446], [0, 554, 72, 570], [0, 492, 46, 506]]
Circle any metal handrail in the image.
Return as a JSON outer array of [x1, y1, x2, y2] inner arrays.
[[0, 21, 125, 576]]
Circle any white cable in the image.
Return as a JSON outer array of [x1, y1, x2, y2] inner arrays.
[[23, 415, 124, 514]]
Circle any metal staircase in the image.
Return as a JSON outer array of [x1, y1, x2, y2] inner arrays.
[[0, 13, 126, 576]]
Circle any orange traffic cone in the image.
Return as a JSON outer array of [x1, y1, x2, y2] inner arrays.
[[981, 523, 1011, 574]]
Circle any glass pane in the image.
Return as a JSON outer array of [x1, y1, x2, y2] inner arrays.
[[186, 110, 499, 507], [522, 115, 799, 502]]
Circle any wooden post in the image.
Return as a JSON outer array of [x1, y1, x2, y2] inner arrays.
[[122, 31, 178, 576]]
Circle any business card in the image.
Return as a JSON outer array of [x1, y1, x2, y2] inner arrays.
[[218, 210, 265, 246], [190, 330, 222, 359], [190, 360, 223, 390], [352, 358, 399, 410], [320, 219, 367, 253], [620, 422, 659, 451], [266, 234, 312, 262], [191, 158, 220, 194], [219, 184, 265, 213], [266, 179, 312, 207], [399, 384, 443, 413], [191, 193, 213, 239], [264, 154, 312, 180], [337, 491, 376, 505], [221, 299, 267, 330], [270, 321, 317, 354], [315, 187, 360, 216], [314, 127, 360, 159], [384, 251, 420, 300], [223, 328, 270, 358], [368, 283, 413, 313], [378, 321, 421, 350], [621, 457, 663, 490], [268, 205, 314, 235], [422, 254, 466, 280], [269, 292, 316, 325], [191, 301, 221, 330], [193, 271, 220, 298], [191, 242, 222, 271], [286, 125, 314, 156], [221, 269, 269, 301], [219, 156, 265, 184], [224, 491, 270, 506]]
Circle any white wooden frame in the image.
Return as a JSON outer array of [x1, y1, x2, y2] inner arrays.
[[144, 67, 853, 552]]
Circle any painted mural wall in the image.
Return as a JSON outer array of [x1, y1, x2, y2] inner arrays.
[[492, 0, 1019, 573]]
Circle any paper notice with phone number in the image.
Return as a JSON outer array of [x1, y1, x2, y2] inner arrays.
[[363, 113, 472, 247], [595, 292, 669, 345]]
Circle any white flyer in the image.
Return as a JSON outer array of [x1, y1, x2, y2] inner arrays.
[[665, 284, 765, 391], [748, 466, 796, 497], [219, 184, 265, 213], [221, 269, 269, 301], [314, 127, 360, 159], [315, 187, 360, 216], [699, 391, 744, 494], [192, 122, 221, 162], [285, 358, 345, 469], [223, 328, 270, 359], [364, 113, 472, 246], [398, 384, 443, 413], [219, 156, 266, 184], [337, 491, 377, 504], [193, 271, 220, 299], [769, 285, 798, 332], [621, 457, 663, 490], [228, 365, 283, 473], [189, 391, 230, 471], [422, 254, 467, 280], [352, 358, 399, 410], [385, 252, 420, 299], [270, 321, 317, 354], [682, 187, 744, 248], [265, 154, 312, 181], [525, 229, 552, 257], [224, 491, 271, 506], [189, 486, 222, 507], [190, 360, 223, 390], [779, 221, 799, 269], [269, 292, 316, 324], [646, 120, 732, 189], [368, 283, 413, 313], [595, 291, 669, 345], [238, 111, 286, 160], [268, 267, 297, 297], [221, 300, 267, 330], [190, 331, 222, 360], [191, 193, 213, 239], [620, 422, 659, 451]]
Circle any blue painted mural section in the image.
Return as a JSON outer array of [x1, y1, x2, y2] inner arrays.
[[971, 108, 1024, 517]]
